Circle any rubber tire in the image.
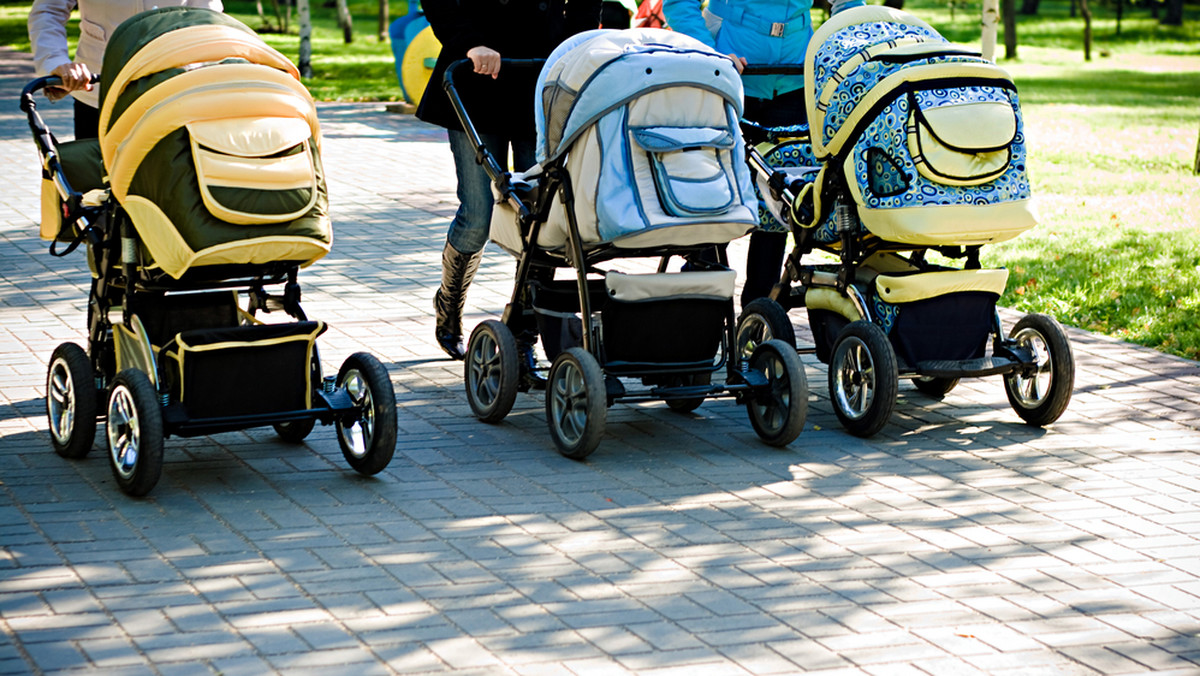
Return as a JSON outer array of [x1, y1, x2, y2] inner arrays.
[[106, 369, 164, 498], [665, 372, 711, 414], [735, 297, 796, 364], [336, 352, 398, 475], [546, 347, 606, 461], [274, 418, 316, 444], [746, 339, 808, 447], [465, 320, 520, 424], [912, 376, 959, 399], [46, 342, 97, 459], [828, 321, 898, 438], [1004, 313, 1074, 427]]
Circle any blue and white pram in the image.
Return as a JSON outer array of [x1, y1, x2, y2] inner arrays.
[[443, 28, 809, 460], [736, 7, 1073, 438]]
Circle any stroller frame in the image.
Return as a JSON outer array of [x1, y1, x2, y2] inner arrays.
[[444, 58, 808, 460], [734, 65, 1073, 438], [23, 75, 398, 496]]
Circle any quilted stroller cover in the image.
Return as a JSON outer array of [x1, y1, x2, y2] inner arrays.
[[98, 7, 330, 279], [804, 7, 1036, 246], [491, 28, 758, 254]]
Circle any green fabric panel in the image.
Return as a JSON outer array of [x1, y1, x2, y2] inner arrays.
[[58, 139, 105, 193], [100, 7, 257, 119], [128, 128, 330, 253], [208, 186, 314, 216]]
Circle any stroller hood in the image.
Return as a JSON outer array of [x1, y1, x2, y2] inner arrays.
[[97, 7, 329, 279], [536, 28, 744, 164]]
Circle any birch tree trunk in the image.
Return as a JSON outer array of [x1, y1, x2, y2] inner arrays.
[[981, 0, 1000, 62], [298, 0, 313, 78], [379, 0, 389, 41], [337, 0, 354, 44]]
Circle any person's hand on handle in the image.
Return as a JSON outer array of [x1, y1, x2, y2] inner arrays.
[[467, 46, 502, 79], [726, 53, 747, 74], [45, 61, 93, 101]]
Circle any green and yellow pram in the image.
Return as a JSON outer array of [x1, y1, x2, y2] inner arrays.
[[23, 7, 397, 496]]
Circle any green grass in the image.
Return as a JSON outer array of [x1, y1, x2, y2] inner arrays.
[[3, 0, 1199, 358]]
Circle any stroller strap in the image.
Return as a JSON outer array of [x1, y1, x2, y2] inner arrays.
[[706, 0, 811, 38]]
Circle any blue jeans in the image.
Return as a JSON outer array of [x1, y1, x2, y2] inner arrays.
[[446, 129, 536, 254]]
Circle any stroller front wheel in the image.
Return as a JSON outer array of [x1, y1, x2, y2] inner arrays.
[[745, 339, 808, 447], [829, 321, 898, 438], [336, 353, 398, 475], [106, 369, 164, 498], [546, 347, 606, 461], [1004, 313, 1074, 426], [465, 320, 520, 424], [47, 342, 98, 459]]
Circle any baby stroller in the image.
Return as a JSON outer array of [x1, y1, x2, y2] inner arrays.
[[443, 29, 809, 460], [22, 7, 398, 496], [735, 7, 1074, 437]]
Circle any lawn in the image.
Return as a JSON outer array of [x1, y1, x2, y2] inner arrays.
[[2, 0, 1198, 359]]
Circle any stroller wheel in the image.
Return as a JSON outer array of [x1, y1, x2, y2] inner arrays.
[[465, 320, 520, 424], [745, 339, 808, 447], [828, 321, 898, 438], [912, 376, 959, 399], [336, 353, 398, 475], [47, 342, 98, 459], [735, 298, 796, 364], [546, 347, 606, 461], [665, 372, 711, 413], [106, 369, 164, 498], [274, 419, 316, 444], [1004, 313, 1074, 426]]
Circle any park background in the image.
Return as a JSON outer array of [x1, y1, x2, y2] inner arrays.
[[2, 0, 1197, 359]]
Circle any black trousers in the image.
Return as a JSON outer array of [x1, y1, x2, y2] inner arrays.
[[739, 89, 807, 309], [74, 99, 99, 140]]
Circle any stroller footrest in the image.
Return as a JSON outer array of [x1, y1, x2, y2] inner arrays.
[[916, 356, 1019, 379]]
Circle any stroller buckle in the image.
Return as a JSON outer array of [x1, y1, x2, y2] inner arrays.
[[770, 22, 786, 37]]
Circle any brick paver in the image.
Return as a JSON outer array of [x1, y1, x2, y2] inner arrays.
[[2, 46, 1200, 674]]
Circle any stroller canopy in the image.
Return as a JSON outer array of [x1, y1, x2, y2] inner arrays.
[[96, 7, 329, 279], [537, 28, 745, 164]]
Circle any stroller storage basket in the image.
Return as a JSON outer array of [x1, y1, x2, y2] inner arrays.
[[601, 271, 732, 369], [162, 321, 325, 419]]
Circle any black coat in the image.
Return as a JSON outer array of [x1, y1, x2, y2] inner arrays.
[[416, 0, 601, 138]]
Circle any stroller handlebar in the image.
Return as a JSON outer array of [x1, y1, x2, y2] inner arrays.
[[741, 64, 804, 77]]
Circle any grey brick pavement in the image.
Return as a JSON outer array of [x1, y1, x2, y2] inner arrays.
[[2, 46, 1200, 674]]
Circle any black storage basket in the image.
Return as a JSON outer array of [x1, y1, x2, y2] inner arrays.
[[885, 291, 997, 366], [601, 296, 727, 367], [530, 279, 609, 362], [163, 321, 325, 419]]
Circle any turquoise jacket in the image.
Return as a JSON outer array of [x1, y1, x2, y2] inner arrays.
[[662, 0, 863, 100]]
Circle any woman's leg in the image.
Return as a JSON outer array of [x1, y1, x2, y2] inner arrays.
[[434, 130, 510, 359], [740, 230, 788, 310]]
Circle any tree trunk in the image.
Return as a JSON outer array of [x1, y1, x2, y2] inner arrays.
[[337, 0, 354, 44], [298, 0, 313, 78], [1002, 0, 1018, 60], [1020, 0, 1040, 15], [981, 0, 1000, 61], [378, 0, 388, 41], [1162, 0, 1184, 26], [1194, 120, 1200, 175], [1080, 0, 1092, 61], [1115, 0, 1122, 36], [882, 0, 904, 8]]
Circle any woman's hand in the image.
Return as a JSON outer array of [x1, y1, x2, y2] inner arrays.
[[467, 46, 502, 79], [726, 53, 747, 74], [46, 62, 93, 101]]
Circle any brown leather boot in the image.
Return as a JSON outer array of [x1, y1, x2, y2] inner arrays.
[[434, 241, 483, 360]]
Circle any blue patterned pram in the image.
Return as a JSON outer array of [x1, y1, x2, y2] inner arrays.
[[737, 7, 1073, 439]]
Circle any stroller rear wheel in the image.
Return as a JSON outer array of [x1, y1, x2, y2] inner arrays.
[[745, 339, 808, 447], [106, 369, 164, 497], [664, 372, 711, 413], [829, 321, 898, 438], [912, 376, 959, 399], [735, 298, 796, 363], [546, 348, 606, 460], [465, 320, 520, 423], [1004, 313, 1074, 426], [336, 353, 398, 475], [47, 342, 98, 459]]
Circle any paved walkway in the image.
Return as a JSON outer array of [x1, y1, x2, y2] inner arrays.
[[3, 46, 1200, 675]]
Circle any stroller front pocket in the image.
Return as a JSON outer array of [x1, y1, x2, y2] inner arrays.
[[633, 126, 735, 217], [905, 90, 1016, 186], [188, 117, 319, 225]]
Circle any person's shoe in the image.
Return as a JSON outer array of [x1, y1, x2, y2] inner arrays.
[[433, 241, 482, 361]]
